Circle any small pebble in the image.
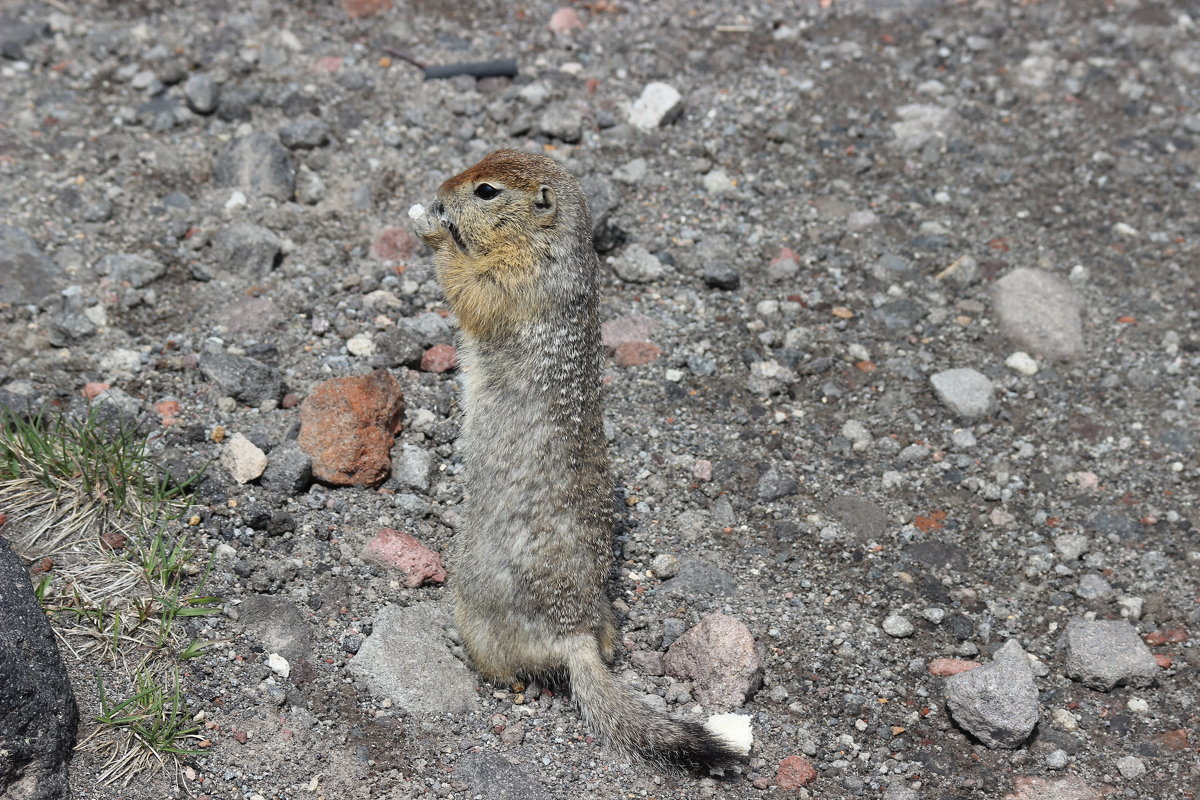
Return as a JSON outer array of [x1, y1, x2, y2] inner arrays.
[[1045, 749, 1068, 769], [1005, 351, 1039, 375], [883, 614, 914, 638], [1115, 755, 1146, 779]]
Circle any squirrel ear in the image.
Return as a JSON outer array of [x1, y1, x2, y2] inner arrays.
[[533, 185, 556, 218]]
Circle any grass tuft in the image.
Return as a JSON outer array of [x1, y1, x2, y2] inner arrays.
[[0, 401, 220, 783]]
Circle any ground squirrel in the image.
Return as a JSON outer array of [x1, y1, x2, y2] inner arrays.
[[411, 150, 742, 768]]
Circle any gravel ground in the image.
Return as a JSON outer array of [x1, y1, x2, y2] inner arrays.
[[2, 0, 1198, 798]]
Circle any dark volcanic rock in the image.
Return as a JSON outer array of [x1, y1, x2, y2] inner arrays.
[[213, 133, 295, 201], [0, 537, 79, 800], [0, 225, 65, 305]]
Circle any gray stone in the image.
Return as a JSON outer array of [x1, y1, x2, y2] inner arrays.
[[629, 82, 683, 130], [373, 326, 424, 368], [1075, 573, 1114, 601], [650, 553, 680, 579], [389, 444, 433, 493], [455, 752, 543, 800], [660, 557, 737, 599], [891, 104, 956, 151], [278, 116, 330, 149], [348, 603, 478, 714], [1055, 533, 1090, 561], [537, 103, 583, 143], [0, 224, 65, 305], [944, 639, 1039, 749], [213, 133, 295, 201], [1064, 619, 1157, 691], [871, 298, 927, 331], [757, 467, 797, 502], [703, 261, 740, 290], [199, 353, 284, 407], [1116, 755, 1146, 779], [95, 253, 166, 288], [399, 312, 453, 348], [213, 223, 281, 276], [0, 537, 79, 799], [183, 72, 220, 114], [930, 368, 995, 420], [610, 244, 664, 284], [883, 614, 914, 638], [239, 595, 313, 663], [0, 17, 46, 59], [1045, 749, 1069, 769], [991, 268, 1084, 361]]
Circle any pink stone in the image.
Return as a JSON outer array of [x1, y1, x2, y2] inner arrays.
[[83, 382, 110, 400], [928, 658, 981, 677], [613, 341, 661, 367], [341, 0, 392, 19], [548, 7, 584, 34], [363, 529, 446, 587], [371, 227, 418, 264], [776, 755, 817, 789], [692, 459, 713, 482], [664, 613, 762, 711], [601, 314, 659, 348], [311, 56, 344, 74], [420, 344, 458, 373]]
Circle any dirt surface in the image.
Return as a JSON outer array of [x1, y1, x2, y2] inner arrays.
[[1, 0, 1199, 798]]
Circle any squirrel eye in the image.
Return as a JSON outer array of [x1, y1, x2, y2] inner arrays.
[[474, 183, 500, 200]]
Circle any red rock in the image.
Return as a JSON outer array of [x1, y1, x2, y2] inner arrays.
[[83, 382, 110, 400], [601, 314, 659, 348], [1156, 729, 1190, 752], [1154, 653, 1173, 669], [233, 729, 248, 744], [548, 7, 584, 33], [420, 344, 458, 373], [298, 370, 404, 487], [311, 55, 344, 74], [100, 530, 126, 551], [613, 341, 661, 367], [1004, 776, 1100, 800], [664, 613, 762, 711], [341, 0, 392, 18], [363, 529, 447, 587], [775, 755, 817, 789], [371, 226, 418, 264], [281, 392, 299, 409], [155, 399, 180, 426], [928, 658, 981, 677]]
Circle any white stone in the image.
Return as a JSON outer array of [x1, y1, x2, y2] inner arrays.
[[346, 332, 376, 357], [220, 433, 268, 484], [1005, 351, 1039, 376], [705, 713, 753, 755], [702, 168, 735, 195], [629, 82, 682, 130], [266, 652, 291, 678], [1116, 756, 1146, 779], [100, 348, 142, 378]]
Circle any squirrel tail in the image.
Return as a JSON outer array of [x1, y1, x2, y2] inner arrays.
[[565, 637, 743, 770]]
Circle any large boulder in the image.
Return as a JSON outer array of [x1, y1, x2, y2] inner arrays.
[[0, 537, 79, 799]]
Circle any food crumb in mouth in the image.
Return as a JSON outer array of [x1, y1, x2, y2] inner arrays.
[[408, 203, 425, 220]]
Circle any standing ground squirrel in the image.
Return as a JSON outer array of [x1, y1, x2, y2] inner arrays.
[[411, 150, 742, 768]]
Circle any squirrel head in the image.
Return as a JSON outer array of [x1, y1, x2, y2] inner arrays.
[[414, 150, 596, 340]]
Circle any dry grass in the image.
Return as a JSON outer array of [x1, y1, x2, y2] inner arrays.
[[1, 403, 220, 786]]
